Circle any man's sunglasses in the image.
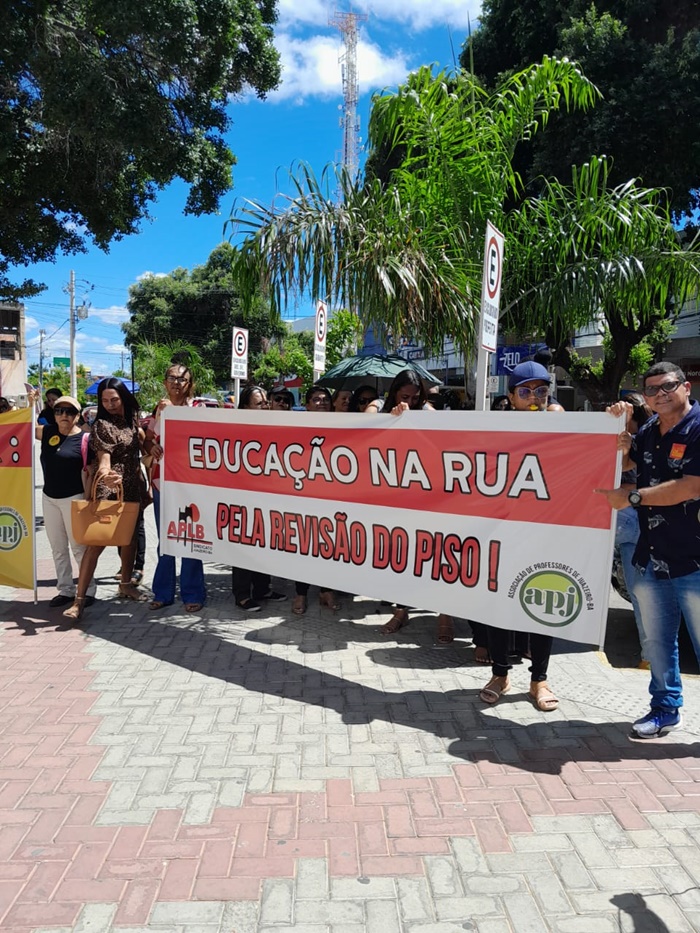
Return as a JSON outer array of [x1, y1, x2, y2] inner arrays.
[[54, 406, 79, 416], [514, 385, 549, 400], [642, 380, 682, 398]]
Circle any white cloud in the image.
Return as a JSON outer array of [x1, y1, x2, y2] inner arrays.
[[104, 344, 128, 354], [24, 315, 39, 332], [272, 32, 410, 102], [88, 305, 130, 325], [136, 271, 168, 282], [277, 0, 481, 31]]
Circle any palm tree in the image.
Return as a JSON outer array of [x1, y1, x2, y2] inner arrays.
[[229, 58, 598, 360], [504, 157, 700, 405]]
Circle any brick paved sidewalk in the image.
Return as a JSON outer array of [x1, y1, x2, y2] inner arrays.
[[2, 501, 700, 932]]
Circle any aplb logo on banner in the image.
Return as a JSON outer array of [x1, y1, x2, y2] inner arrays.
[[160, 409, 622, 646], [0, 408, 35, 590]]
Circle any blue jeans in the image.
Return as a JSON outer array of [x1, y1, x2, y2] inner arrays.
[[615, 507, 645, 646], [627, 562, 700, 711], [152, 488, 206, 606]]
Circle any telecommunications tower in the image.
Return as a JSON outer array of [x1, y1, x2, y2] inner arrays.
[[329, 10, 367, 182]]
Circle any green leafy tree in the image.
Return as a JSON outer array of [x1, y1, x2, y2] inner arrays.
[[464, 0, 700, 219], [326, 309, 364, 369], [28, 362, 92, 404], [123, 242, 286, 384], [0, 0, 281, 299], [253, 331, 314, 394], [251, 310, 362, 394], [503, 157, 700, 405], [133, 341, 217, 412]]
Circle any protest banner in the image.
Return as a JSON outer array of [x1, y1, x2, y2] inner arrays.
[[160, 409, 622, 646], [0, 408, 35, 592]]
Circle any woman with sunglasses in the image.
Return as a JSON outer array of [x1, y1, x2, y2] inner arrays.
[[145, 362, 207, 613], [479, 361, 561, 712], [63, 378, 149, 621], [366, 369, 454, 644], [269, 388, 295, 411], [349, 385, 379, 412], [36, 396, 97, 608]]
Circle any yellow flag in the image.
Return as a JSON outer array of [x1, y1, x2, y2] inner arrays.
[[0, 408, 35, 590]]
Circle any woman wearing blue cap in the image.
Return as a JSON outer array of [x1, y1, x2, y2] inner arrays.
[[480, 360, 561, 711]]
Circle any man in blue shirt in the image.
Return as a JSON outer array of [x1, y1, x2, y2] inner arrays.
[[598, 362, 700, 737]]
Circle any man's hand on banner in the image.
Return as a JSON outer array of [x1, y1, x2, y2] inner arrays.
[[594, 487, 629, 510]]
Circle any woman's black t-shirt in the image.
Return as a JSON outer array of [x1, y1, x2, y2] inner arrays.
[[40, 426, 84, 499]]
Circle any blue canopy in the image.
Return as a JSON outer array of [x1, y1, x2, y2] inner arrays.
[[85, 377, 140, 396]]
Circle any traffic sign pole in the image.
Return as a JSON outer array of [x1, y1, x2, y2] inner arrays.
[[313, 300, 328, 382], [475, 222, 505, 411], [231, 327, 249, 408]]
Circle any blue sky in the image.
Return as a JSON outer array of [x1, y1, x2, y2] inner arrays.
[[21, 1, 482, 379]]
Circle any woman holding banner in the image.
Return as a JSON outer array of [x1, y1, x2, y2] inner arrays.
[[479, 361, 560, 711], [232, 385, 287, 612], [63, 378, 149, 621], [145, 361, 207, 613], [366, 369, 454, 644], [291, 385, 340, 614]]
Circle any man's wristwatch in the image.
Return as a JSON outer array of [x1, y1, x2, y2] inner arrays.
[[628, 490, 643, 508]]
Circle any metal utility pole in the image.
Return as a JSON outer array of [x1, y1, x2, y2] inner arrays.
[[38, 329, 46, 397], [330, 10, 367, 183], [68, 270, 77, 398], [65, 270, 91, 398]]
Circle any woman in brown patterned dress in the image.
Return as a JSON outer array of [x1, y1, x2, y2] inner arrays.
[[63, 378, 149, 620]]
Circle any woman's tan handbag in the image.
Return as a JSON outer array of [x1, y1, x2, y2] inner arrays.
[[71, 484, 140, 547]]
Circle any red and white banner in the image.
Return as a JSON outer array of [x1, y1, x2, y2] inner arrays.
[[160, 409, 622, 645]]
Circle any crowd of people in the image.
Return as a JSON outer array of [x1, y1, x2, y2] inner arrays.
[[25, 357, 700, 740]]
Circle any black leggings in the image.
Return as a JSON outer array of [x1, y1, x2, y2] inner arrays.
[[486, 625, 553, 683], [232, 568, 270, 603]]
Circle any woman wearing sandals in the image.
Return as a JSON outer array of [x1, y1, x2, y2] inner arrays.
[[366, 369, 454, 644], [145, 361, 206, 614], [63, 378, 150, 621], [479, 361, 561, 712]]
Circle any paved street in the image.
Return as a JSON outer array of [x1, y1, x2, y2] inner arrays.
[[1, 493, 700, 933]]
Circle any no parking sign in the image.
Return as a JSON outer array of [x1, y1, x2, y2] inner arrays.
[[480, 222, 504, 352], [314, 300, 327, 373], [231, 327, 249, 379]]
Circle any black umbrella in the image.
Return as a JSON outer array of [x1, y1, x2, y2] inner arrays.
[[317, 353, 441, 392]]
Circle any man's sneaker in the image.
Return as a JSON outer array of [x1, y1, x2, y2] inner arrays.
[[632, 708, 682, 739], [236, 598, 262, 613], [261, 591, 287, 602]]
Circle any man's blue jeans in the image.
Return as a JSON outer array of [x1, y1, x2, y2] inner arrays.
[[615, 507, 645, 645], [152, 488, 206, 606], [627, 562, 700, 711]]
